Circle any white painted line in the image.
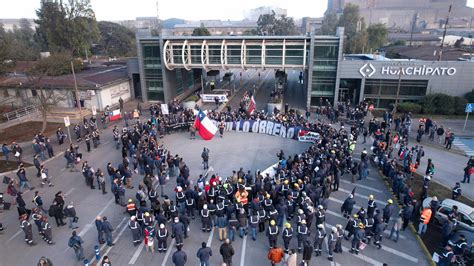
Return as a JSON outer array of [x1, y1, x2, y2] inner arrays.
[[161, 239, 176, 266], [240, 235, 247, 266], [89, 217, 128, 264], [338, 188, 387, 206], [340, 180, 383, 193], [341, 245, 383, 265], [128, 242, 145, 264], [206, 226, 215, 247], [7, 228, 23, 243], [381, 245, 418, 263], [64, 187, 75, 197]]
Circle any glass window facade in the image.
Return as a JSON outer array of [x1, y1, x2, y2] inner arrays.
[[311, 40, 339, 105], [143, 44, 164, 101], [364, 79, 428, 108]]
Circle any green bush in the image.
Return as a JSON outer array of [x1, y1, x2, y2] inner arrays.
[[465, 90, 474, 103], [453, 96, 468, 115], [421, 93, 455, 115], [397, 102, 422, 113]]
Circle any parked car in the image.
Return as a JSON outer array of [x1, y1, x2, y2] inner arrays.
[[422, 197, 474, 232]]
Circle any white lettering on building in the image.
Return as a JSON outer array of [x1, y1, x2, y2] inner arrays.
[[376, 65, 457, 76]]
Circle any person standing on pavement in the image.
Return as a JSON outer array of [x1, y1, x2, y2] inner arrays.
[[49, 201, 64, 227], [157, 223, 169, 253], [452, 182, 462, 200], [418, 207, 432, 235], [95, 215, 105, 244], [20, 213, 36, 246], [40, 216, 55, 245], [327, 226, 337, 261], [282, 222, 293, 252], [401, 202, 414, 230], [33, 155, 41, 177], [54, 191, 66, 226], [301, 240, 312, 266], [2, 143, 11, 162], [350, 223, 365, 255], [64, 202, 79, 229], [196, 241, 212, 266], [172, 217, 185, 247], [33, 191, 47, 214], [268, 246, 284, 266], [172, 245, 187, 266], [102, 216, 114, 246], [389, 212, 403, 242], [461, 163, 472, 183], [45, 138, 54, 158], [383, 199, 394, 224], [220, 238, 235, 266], [129, 216, 141, 246], [313, 223, 326, 257], [68, 230, 84, 261], [17, 163, 33, 191], [201, 148, 209, 170]]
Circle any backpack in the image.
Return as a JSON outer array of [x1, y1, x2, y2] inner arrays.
[[48, 205, 56, 217]]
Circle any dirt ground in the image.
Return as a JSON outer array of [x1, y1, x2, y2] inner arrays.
[[0, 121, 63, 144], [0, 160, 32, 173]]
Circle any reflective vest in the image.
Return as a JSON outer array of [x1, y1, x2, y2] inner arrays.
[[297, 225, 308, 235], [269, 226, 278, 235], [420, 209, 432, 224], [158, 228, 168, 238], [283, 228, 293, 238], [129, 220, 138, 230], [201, 209, 209, 218], [127, 203, 136, 212]]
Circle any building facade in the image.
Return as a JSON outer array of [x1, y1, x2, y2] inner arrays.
[[136, 28, 473, 109]]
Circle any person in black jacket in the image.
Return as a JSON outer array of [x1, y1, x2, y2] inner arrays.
[[220, 238, 234, 265], [196, 241, 212, 266], [102, 216, 114, 246], [302, 240, 312, 265]]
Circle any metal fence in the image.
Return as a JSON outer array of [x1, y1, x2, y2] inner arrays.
[[2, 105, 39, 122]]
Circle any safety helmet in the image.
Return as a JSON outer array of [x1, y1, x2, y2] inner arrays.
[[318, 205, 323, 210], [270, 220, 276, 226], [285, 223, 291, 229], [388, 199, 393, 204], [160, 223, 165, 229], [358, 223, 365, 229], [369, 195, 374, 200], [301, 219, 306, 225], [145, 212, 150, 217], [131, 216, 136, 220], [266, 194, 271, 199], [128, 199, 133, 203], [332, 226, 337, 233], [336, 224, 342, 229], [203, 204, 208, 210], [317, 224, 324, 229], [284, 180, 289, 184], [174, 217, 179, 223], [353, 214, 359, 218], [298, 209, 304, 214]]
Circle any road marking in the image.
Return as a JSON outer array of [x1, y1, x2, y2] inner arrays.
[[7, 228, 23, 243], [206, 226, 215, 247], [128, 242, 145, 264], [337, 188, 387, 206], [63, 197, 116, 253], [89, 216, 128, 264], [381, 245, 418, 263], [239, 234, 247, 266], [64, 187, 75, 197], [161, 239, 176, 266], [341, 245, 383, 265], [340, 180, 383, 193]]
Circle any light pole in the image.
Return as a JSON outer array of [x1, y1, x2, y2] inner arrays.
[[394, 67, 402, 114], [71, 61, 83, 121], [438, 0, 454, 61]]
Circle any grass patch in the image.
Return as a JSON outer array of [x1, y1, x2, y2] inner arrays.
[[0, 121, 63, 144], [0, 160, 33, 173]]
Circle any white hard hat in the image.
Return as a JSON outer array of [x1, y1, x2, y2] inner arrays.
[[203, 204, 208, 210], [160, 223, 165, 229]]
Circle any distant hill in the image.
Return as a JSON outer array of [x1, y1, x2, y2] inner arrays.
[[162, 18, 185, 29]]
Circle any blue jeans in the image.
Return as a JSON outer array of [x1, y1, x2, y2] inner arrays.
[[239, 227, 246, 238], [68, 217, 78, 228], [106, 233, 113, 246], [229, 228, 235, 241], [462, 173, 471, 183], [74, 246, 84, 261], [20, 181, 31, 190], [251, 227, 257, 240], [418, 223, 427, 235], [200, 261, 210, 266], [389, 226, 400, 241]]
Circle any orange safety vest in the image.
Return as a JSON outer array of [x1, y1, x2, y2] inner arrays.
[[420, 208, 432, 224], [127, 203, 136, 211]]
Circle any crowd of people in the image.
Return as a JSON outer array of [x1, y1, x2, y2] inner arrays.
[[0, 97, 473, 266]]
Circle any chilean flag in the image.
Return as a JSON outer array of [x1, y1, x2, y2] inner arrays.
[[248, 96, 256, 115], [194, 110, 217, 140], [110, 109, 121, 121]]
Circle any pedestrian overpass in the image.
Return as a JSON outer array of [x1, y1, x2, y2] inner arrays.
[[162, 36, 311, 71]]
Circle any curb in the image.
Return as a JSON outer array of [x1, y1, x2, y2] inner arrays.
[[0, 151, 66, 176], [377, 170, 435, 266]]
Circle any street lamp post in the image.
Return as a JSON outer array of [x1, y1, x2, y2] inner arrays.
[[394, 67, 402, 114], [71, 61, 83, 121]]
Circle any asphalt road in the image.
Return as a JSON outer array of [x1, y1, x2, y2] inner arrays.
[[0, 114, 429, 266]]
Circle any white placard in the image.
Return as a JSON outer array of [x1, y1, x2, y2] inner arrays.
[[200, 94, 228, 103], [64, 116, 70, 127], [161, 104, 169, 115], [91, 106, 97, 116]]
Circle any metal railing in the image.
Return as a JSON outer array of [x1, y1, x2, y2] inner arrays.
[[3, 105, 39, 122]]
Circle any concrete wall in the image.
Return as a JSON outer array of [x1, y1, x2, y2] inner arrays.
[[97, 81, 132, 110], [339, 60, 474, 97]]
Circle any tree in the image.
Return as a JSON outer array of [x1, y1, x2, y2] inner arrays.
[[367, 23, 388, 50], [192, 24, 211, 36], [243, 29, 258, 36], [28, 53, 80, 131], [257, 11, 297, 36], [10, 19, 40, 61], [319, 12, 338, 35], [35, 0, 99, 55], [96, 21, 136, 57], [338, 3, 367, 53], [0, 23, 14, 74]]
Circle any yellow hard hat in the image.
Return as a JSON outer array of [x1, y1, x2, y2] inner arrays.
[[369, 195, 374, 200], [266, 194, 271, 199], [294, 184, 300, 189], [358, 223, 365, 229], [236, 198, 241, 203], [353, 214, 359, 218], [301, 219, 306, 224], [270, 220, 276, 226], [284, 180, 289, 184], [145, 212, 150, 217], [285, 223, 291, 229], [128, 199, 133, 203], [388, 199, 393, 204]]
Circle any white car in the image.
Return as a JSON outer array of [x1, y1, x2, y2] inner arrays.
[[422, 197, 474, 232]]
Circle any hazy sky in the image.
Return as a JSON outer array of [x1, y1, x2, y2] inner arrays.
[[0, 0, 473, 21]]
